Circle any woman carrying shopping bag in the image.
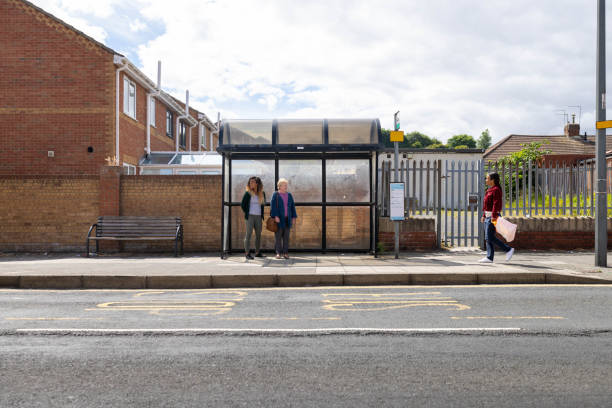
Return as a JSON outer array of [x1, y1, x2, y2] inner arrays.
[[241, 176, 266, 260], [479, 172, 514, 263]]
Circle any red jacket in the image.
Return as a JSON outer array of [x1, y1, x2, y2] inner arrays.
[[482, 185, 502, 219]]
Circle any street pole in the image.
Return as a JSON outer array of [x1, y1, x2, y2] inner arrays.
[[596, 0, 607, 267], [394, 111, 400, 259]]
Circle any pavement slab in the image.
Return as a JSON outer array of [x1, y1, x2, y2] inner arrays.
[[0, 250, 611, 288]]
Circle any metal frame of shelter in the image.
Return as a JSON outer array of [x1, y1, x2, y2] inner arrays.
[[218, 119, 382, 257]]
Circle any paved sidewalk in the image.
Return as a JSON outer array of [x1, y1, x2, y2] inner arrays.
[[0, 249, 611, 289]]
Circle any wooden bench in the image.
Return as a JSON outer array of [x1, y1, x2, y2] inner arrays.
[[86, 216, 183, 257]]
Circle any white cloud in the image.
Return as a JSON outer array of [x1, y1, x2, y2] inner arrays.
[[26, 0, 612, 142], [129, 18, 147, 33]]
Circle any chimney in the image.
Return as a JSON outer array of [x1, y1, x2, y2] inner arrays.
[[564, 113, 580, 137]]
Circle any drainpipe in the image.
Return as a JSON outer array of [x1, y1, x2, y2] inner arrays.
[[209, 112, 221, 151], [146, 61, 162, 155], [176, 90, 190, 152], [115, 57, 128, 163]]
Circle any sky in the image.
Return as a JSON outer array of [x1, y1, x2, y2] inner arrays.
[[28, 0, 612, 144]]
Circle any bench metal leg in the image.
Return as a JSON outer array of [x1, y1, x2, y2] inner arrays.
[[86, 239, 89, 258]]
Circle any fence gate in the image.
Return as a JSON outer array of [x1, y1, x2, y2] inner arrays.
[[379, 158, 484, 249], [441, 160, 484, 248]]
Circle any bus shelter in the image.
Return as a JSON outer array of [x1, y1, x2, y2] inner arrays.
[[218, 119, 381, 256]]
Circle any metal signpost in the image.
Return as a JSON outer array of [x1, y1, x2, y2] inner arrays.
[[391, 111, 402, 259], [596, 0, 608, 267]]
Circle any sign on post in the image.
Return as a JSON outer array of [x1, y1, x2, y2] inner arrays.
[[390, 131, 404, 142], [390, 182, 405, 221], [394, 111, 400, 130], [596, 120, 612, 129]]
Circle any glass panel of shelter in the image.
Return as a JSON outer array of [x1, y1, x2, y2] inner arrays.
[[278, 160, 322, 202], [277, 119, 324, 145]]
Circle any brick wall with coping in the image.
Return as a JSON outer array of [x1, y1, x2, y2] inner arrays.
[[502, 216, 612, 250], [119, 174, 222, 252], [0, 176, 99, 252], [378, 217, 437, 250]]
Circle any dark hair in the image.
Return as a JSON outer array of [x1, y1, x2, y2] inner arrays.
[[246, 176, 264, 200], [488, 172, 501, 187]]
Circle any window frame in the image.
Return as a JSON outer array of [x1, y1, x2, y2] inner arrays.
[[123, 77, 136, 119], [122, 163, 136, 175], [166, 110, 174, 139]]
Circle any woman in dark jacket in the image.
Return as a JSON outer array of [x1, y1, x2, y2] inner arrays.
[[270, 178, 297, 259], [241, 176, 266, 260], [479, 172, 514, 263]]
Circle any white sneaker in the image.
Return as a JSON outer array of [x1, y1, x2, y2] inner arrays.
[[505, 248, 515, 262], [478, 257, 493, 263]]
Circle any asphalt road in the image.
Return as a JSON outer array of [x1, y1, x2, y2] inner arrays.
[[2, 286, 612, 407]]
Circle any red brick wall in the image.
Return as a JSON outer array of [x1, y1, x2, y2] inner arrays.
[[501, 217, 612, 250], [509, 231, 612, 250], [0, 0, 115, 176], [0, 172, 222, 253], [120, 175, 222, 252], [150, 100, 175, 151], [0, 176, 99, 252], [378, 218, 437, 250]]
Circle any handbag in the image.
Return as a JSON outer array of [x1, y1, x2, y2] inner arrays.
[[265, 193, 279, 233], [495, 217, 517, 242], [266, 216, 278, 233]]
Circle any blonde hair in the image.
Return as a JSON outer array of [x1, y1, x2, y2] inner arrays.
[[246, 177, 264, 202], [277, 178, 288, 189]]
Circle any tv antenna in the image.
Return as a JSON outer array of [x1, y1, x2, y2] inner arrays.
[[555, 109, 568, 125]]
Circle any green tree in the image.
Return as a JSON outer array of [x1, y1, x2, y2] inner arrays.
[[426, 142, 447, 149], [447, 134, 476, 149], [404, 131, 435, 148], [497, 140, 552, 165], [454, 145, 469, 149], [382, 129, 439, 149], [477, 129, 492, 149]]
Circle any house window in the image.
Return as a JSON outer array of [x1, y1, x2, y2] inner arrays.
[[166, 111, 174, 138], [179, 122, 186, 148], [123, 163, 136, 175], [123, 78, 136, 119], [150, 98, 156, 127]]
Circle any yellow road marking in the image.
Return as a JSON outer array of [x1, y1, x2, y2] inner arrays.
[[322, 292, 443, 297], [5, 317, 106, 321], [451, 316, 565, 320], [217, 317, 341, 321], [91, 290, 248, 316], [322, 292, 471, 311]]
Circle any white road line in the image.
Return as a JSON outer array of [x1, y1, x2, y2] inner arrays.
[[11, 327, 523, 336]]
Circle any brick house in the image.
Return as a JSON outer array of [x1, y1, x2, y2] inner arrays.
[[0, 0, 218, 177], [484, 120, 612, 165]]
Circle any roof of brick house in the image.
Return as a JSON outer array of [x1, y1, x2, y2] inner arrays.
[[484, 121, 612, 162]]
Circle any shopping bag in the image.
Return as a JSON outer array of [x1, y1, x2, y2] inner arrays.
[[495, 217, 517, 242]]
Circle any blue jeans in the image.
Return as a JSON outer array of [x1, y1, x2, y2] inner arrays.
[[484, 217, 511, 261]]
